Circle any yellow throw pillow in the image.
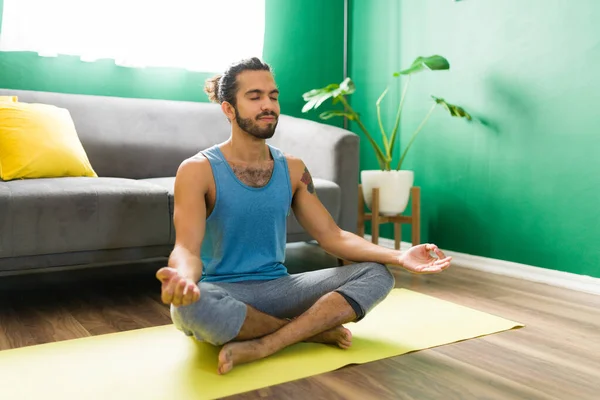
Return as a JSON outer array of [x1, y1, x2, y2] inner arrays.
[[0, 102, 97, 180], [0, 96, 18, 102]]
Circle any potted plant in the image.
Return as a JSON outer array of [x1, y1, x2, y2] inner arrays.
[[302, 55, 472, 215]]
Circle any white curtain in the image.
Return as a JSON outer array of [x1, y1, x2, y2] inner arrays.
[[0, 0, 265, 72]]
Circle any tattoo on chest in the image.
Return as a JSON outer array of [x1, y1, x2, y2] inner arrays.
[[301, 167, 315, 194], [231, 163, 274, 188]]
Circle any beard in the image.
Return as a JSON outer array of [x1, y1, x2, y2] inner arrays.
[[234, 108, 279, 139]]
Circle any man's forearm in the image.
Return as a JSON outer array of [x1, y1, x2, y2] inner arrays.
[[168, 245, 203, 282], [320, 230, 404, 266]]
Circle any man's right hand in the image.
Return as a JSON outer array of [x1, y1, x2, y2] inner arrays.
[[156, 267, 200, 307]]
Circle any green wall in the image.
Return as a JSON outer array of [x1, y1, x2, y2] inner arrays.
[[0, 0, 344, 122], [350, 0, 600, 278]]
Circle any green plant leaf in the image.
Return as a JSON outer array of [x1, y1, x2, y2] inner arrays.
[[301, 96, 323, 113], [302, 84, 339, 112], [393, 55, 450, 76], [319, 110, 356, 120], [431, 96, 473, 120], [337, 77, 356, 96], [313, 92, 336, 110], [302, 83, 339, 101], [301, 78, 356, 113]]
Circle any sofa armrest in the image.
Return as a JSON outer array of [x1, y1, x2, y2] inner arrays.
[[271, 115, 360, 234]]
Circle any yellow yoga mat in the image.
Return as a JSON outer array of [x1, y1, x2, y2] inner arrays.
[[0, 289, 522, 399]]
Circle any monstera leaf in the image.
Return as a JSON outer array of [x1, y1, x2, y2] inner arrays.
[[302, 77, 356, 113], [432, 96, 472, 120], [393, 55, 450, 76]]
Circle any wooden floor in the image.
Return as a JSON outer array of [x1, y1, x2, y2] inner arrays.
[[1, 242, 599, 400]]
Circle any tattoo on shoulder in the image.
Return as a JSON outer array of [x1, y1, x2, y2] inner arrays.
[[301, 166, 315, 194]]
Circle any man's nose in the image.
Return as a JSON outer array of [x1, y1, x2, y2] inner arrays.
[[260, 103, 276, 115], [261, 100, 273, 111]]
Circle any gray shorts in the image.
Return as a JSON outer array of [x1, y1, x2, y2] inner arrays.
[[170, 262, 395, 345]]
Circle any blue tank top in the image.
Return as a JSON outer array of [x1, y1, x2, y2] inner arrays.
[[198, 144, 291, 283]]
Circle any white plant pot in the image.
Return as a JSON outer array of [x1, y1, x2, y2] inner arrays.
[[361, 170, 415, 216]]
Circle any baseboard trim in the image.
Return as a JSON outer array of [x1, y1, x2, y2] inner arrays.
[[365, 235, 600, 296]]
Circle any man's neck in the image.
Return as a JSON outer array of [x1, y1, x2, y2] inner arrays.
[[223, 129, 271, 164]]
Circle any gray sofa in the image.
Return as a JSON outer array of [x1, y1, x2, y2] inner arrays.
[[0, 88, 359, 275]]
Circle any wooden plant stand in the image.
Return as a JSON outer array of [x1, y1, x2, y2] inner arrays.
[[337, 184, 421, 267], [357, 184, 421, 249]]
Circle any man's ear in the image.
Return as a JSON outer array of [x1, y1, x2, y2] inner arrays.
[[221, 101, 236, 122]]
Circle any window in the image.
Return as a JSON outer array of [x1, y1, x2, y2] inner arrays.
[[0, 0, 265, 72]]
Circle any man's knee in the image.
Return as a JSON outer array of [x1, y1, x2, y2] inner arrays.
[[336, 262, 395, 321], [365, 262, 395, 295], [171, 282, 247, 346]]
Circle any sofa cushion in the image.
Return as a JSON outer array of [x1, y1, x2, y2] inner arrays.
[[142, 177, 176, 244], [0, 102, 97, 181], [0, 177, 170, 258], [142, 177, 341, 242]]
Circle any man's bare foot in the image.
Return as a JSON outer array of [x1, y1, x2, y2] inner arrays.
[[217, 326, 353, 374], [218, 339, 267, 375], [307, 326, 352, 349]]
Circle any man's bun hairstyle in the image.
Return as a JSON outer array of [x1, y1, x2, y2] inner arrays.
[[204, 75, 222, 103], [203, 57, 272, 106]]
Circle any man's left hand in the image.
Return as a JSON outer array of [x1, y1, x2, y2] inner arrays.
[[397, 244, 452, 274]]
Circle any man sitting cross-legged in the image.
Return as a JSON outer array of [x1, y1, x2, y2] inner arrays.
[[156, 57, 452, 375]]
